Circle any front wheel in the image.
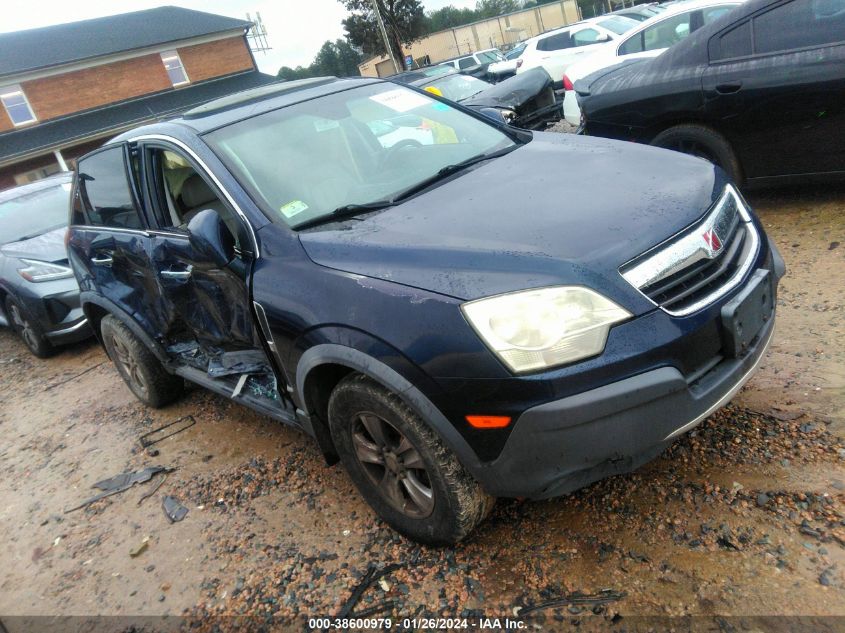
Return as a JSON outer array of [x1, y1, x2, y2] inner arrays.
[[100, 315, 183, 408], [6, 296, 54, 358], [651, 124, 743, 186], [328, 374, 494, 545]]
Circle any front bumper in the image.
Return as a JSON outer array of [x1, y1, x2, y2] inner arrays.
[[474, 306, 775, 499], [465, 237, 785, 499]]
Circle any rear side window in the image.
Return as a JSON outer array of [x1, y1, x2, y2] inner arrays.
[[537, 32, 572, 51], [715, 21, 753, 59], [753, 0, 845, 54], [76, 147, 143, 230], [458, 57, 475, 69]]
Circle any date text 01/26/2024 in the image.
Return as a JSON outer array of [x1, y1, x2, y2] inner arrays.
[[308, 617, 527, 630]]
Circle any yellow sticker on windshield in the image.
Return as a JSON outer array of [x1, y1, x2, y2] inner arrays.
[[280, 200, 309, 218]]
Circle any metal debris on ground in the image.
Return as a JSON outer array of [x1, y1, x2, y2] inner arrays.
[[43, 362, 105, 391], [162, 495, 189, 523], [336, 563, 401, 619], [137, 472, 168, 506], [64, 466, 173, 513], [139, 416, 196, 448], [516, 589, 628, 617]]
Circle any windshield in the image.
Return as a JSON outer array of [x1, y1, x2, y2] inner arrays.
[[0, 182, 71, 244], [597, 15, 640, 34], [204, 83, 516, 229], [425, 74, 491, 101]]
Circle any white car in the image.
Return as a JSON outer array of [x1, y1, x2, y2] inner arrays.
[[514, 15, 640, 87], [487, 43, 528, 79], [562, 0, 743, 125], [438, 49, 506, 73]]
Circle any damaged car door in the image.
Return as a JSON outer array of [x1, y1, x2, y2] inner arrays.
[[138, 144, 279, 397]]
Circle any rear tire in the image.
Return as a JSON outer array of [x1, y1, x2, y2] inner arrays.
[[6, 296, 54, 358], [328, 373, 494, 545], [100, 315, 183, 407], [651, 124, 743, 185]]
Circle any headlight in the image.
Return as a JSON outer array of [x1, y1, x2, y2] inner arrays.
[[17, 259, 74, 282], [461, 286, 631, 373]]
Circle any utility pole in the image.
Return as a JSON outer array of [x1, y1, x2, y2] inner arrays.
[[369, 0, 400, 74]]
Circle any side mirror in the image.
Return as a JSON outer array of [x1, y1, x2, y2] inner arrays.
[[597, 34, 611, 43], [186, 209, 235, 268]]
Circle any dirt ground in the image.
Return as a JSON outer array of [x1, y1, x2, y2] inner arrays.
[[0, 183, 843, 631]]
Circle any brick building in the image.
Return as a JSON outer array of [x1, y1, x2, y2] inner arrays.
[[0, 6, 278, 190]]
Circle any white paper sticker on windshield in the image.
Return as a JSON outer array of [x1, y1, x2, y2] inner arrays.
[[369, 89, 430, 112], [280, 200, 309, 219]]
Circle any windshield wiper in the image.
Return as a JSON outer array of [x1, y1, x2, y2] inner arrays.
[[293, 144, 519, 231], [293, 200, 396, 230], [389, 144, 519, 204]]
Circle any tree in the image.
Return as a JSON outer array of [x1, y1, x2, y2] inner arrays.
[[277, 39, 364, 81], [475, 0, 520, 18], [426, 5, 477, 31], [339, 0, 427, 65]]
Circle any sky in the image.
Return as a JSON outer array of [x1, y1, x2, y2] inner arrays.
[[3, 0, 479, 74]]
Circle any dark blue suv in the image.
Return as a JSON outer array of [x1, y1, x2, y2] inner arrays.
[[67, 77, 784, 544]]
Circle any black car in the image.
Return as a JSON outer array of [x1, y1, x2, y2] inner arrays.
[[0, 174, 91, 356], [577, 0, 845, 186], [68, 77, 782, 544], [393, 67, 561, 129]]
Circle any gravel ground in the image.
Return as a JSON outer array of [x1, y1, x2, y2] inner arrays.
[[0, 176, 843, 630]]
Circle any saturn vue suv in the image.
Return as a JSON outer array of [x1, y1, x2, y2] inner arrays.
[[66, 76, 784, 544]]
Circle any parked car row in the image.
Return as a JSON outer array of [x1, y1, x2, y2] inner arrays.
[[572, 0, 845, 185]]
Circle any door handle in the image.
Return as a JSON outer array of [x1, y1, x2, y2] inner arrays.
[[91, 255, 113, 267], [160, 265, 193, 280], [715, 82, 742, 94]]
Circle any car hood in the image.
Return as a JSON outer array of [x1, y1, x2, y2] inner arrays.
[[1, 227, 68, 262], [299, 132, 721, 313], [461, 67, 553, 110]]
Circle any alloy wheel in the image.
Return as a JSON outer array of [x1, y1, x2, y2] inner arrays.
[[110, 333, 149, 398], [9, 304, 39, 352], [351, 412, 435, 518]]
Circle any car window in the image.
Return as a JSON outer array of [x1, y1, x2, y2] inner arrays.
[[424, 74, 491, 101], [506, 43, 526, 59], [537, 31, 572, 51], [0, 181, 71, 243], [457, 57, 476, 69], [76, 147, 143, 230], [714, 20, 753, 59], [204, 82, 515, 230], [627, 11, 697, 53], [572, 28, 603, 47], [476, 51, 501, 63], [753, 0, 845, 54]]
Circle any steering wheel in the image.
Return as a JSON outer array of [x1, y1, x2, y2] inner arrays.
[[380, 139, 423, 168]]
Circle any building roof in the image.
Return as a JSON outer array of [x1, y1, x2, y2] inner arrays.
[[0, 6, 252, 78], [0, 71, 278, 166]]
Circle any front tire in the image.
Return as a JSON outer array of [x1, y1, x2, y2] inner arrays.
[[651, 124, 743, 185], [328, 374, 494, 545], [100, 315, 183, 408], [6, 296, 54, 358]]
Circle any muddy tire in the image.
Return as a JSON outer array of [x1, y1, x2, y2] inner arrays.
[[651, 124, 743, 185], [6, 296, 55, 358], [328, 374, 494, 545], [100, 315, 182, 408]]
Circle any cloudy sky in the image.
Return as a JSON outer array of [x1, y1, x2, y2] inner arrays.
[[3, 0, 479, 74]]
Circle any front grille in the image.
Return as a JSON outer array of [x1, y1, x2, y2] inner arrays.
[[620, 186, 760, 316]]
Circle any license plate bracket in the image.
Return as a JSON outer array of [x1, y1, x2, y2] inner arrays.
[[720, 269, 773, 358]]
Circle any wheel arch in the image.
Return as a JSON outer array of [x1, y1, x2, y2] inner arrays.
[[80, 292, 170, 364], [295, 344, 485, 480]]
